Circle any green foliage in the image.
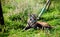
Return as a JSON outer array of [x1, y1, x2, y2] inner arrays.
[[1, 0, 60, 37]]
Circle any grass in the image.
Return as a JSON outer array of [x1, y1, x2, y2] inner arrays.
[[1, 0, 60, 37]]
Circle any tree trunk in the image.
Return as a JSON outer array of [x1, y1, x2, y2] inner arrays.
[[0, 1, 4, 25]]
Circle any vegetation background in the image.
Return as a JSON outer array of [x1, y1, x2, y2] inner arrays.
[[0, 0, 60, 37]]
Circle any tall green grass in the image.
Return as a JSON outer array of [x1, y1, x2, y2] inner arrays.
[[1, 0, 60, 37]]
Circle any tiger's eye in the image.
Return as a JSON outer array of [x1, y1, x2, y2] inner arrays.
[[30, 19, 32, 20]]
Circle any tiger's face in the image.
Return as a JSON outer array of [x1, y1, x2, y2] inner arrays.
[[28, 14, 37, 26]]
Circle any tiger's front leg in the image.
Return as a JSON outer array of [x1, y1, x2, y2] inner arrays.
[[23, 24, 31, 30]]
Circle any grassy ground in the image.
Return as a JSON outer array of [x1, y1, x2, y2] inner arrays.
[[1, 0, 60, 37]]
